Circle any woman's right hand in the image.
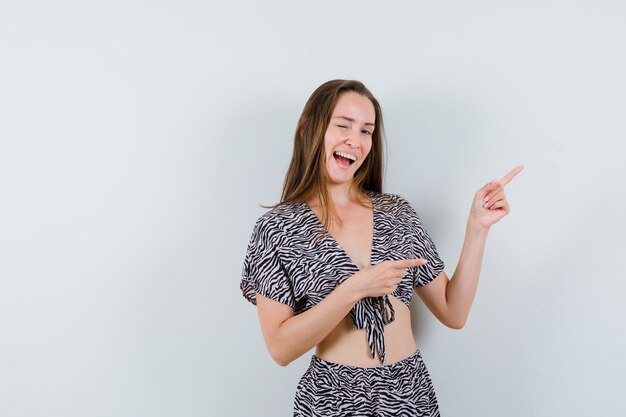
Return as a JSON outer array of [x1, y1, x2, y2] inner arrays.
[[348, 259, 428, 298]]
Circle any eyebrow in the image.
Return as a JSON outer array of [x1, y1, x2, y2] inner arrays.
[[332, 116, 375, 127]]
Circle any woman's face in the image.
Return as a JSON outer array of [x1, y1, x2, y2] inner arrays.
[[323, 91, 376, 186]]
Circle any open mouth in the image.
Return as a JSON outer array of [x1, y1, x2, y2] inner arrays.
[[333, 151, 356, 168]]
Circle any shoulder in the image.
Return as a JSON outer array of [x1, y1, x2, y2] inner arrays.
[[249, 202, 309, 240], [370, 191, 415, 215]]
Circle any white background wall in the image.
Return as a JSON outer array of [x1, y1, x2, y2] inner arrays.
[[1, 1, 624, 416]]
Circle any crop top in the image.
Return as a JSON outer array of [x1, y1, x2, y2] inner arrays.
[[240, 191, 445, 364]]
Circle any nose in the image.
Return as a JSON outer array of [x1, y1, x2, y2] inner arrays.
[[345, 128, 361, 149]]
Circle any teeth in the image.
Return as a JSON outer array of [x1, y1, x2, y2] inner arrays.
[[334, 151, 357, 161]]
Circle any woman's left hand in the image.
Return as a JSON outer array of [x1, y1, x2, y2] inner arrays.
[[470, 165, 524, 230]]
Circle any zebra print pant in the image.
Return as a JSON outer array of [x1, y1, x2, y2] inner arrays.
[[293, 349, 440, 417]]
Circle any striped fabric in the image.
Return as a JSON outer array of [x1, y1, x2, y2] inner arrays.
[[241, 191, 444, 364], [294, 349, 440, 416]]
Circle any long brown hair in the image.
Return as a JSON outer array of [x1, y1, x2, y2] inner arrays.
[[278, 79, 385, 229]]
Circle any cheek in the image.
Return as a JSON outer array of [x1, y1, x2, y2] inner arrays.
[[363, 139, 373, 158], [324, 132, 337, 154], [357, 144, 373, 168], [323, 133, 333, 158]]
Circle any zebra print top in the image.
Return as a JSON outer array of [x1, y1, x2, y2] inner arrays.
[[241, 191, 445, 364]]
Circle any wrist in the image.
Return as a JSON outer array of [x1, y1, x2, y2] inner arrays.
[[467, 217, 490, 236], [338, 276, 364, 305]]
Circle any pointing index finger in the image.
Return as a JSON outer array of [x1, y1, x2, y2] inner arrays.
[[391, 259, 428, 268], [498, 165, 524, 186]]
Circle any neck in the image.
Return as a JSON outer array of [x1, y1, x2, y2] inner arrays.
[[307, 182, 365, 208], [327, 182, 355, 206]]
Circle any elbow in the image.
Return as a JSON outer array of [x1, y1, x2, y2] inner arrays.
[[447, 321, 465, 330], [268, 346, 294, 367], [444, 316, 467, 330], [272, 355, 292, 367]]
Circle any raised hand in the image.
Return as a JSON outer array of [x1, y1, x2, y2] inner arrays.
[[470, 165, 524, 230]]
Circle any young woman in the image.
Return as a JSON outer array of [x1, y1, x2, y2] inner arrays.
[[241, 79, 522, 416]]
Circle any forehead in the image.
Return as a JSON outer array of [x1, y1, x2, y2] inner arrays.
[[331, 91, 376, 124]]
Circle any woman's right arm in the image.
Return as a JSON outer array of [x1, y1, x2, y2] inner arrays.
[[255, 258, 427, 366]]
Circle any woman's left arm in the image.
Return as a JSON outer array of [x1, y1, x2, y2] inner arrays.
[[415, 165, 524, 329]]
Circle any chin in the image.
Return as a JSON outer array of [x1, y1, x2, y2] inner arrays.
[[326, 169, 352, 184]]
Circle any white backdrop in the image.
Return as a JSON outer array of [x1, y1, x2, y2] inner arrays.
[[1, 1, 625, 416]]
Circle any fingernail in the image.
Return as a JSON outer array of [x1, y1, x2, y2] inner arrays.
[[483, 202, 489, 208], [483, 196, 489, 203]]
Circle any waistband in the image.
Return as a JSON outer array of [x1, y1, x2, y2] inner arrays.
[[310, 349, 422, 378]]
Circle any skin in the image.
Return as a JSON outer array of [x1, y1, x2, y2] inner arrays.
[[255, 91, 524, 367]]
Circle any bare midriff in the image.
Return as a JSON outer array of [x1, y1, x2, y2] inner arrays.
[[315, 295, 417, 367]]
